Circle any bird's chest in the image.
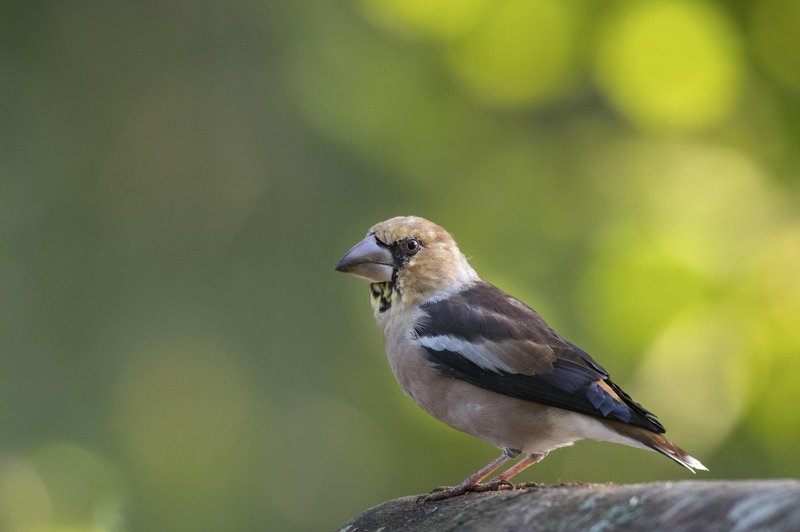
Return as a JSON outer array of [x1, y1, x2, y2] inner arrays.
[[382, 326, 501, 441], [377, 309, 434, 398], [373, 299, 477, 429]]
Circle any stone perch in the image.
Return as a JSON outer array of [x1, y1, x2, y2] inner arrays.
[[340, 480, 800, 531]]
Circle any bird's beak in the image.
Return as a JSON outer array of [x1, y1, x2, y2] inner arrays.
[[335, 235, 394, 283]]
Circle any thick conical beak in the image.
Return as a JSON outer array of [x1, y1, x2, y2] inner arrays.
[[335, 235, 394, 283]]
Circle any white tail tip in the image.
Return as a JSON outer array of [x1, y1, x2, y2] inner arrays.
[[684, 454, 709, 472]]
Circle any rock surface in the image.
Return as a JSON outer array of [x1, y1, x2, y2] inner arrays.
[[340, 480, 800, 532]]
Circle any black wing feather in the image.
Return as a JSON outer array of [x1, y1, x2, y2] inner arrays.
[[417, 282, 664, 433]]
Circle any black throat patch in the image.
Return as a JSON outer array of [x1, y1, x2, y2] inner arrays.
[[370, 282, 394, 312]]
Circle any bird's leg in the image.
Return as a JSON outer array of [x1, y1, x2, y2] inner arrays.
[[422, 448, 520, 502], [478, 451, 548, 491]]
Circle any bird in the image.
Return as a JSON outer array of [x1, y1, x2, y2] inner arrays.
[[335, 216, 707, 501]]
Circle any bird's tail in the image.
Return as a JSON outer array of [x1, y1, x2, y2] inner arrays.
[[644, 433, 708, 473], [613, 423, 709, 473]]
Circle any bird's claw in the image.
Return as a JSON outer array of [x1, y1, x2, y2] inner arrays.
[[418, 485, 469, 502], [472, 478, 516, 492], [418, 479, 516, 502]]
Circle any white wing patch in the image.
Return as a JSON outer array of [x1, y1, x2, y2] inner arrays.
[[419, 335, 515, 374]]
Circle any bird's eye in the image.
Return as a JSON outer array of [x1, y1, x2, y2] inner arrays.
[[403, 238, 421, 255]]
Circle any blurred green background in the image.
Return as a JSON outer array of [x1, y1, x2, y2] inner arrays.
[[2, 0, 800, 530]]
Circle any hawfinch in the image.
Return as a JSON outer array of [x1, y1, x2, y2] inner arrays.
[[336, 216, 706, 500]]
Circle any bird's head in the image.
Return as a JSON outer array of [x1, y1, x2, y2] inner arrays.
[[336, 216, 477, 307]]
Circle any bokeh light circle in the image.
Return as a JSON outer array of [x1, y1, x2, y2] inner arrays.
[[595, 0, 743, 131], [446, 0, 579, 108]]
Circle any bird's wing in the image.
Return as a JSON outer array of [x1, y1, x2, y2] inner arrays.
[[415, 282, 664, 433]]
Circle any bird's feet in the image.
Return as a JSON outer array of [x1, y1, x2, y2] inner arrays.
[[419, 485, 469, 502], [471, 478, 516, 493], [419, 479, 516, 502]]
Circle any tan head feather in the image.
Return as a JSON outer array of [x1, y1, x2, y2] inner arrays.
[[369, 216, 477, 305]]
